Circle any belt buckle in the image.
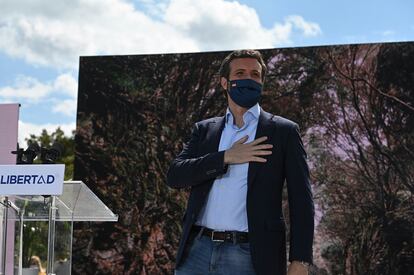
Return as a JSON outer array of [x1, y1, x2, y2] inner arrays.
[[211, 231, 225, 242]]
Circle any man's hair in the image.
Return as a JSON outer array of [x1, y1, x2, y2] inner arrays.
[[219, 49, 267, 82]]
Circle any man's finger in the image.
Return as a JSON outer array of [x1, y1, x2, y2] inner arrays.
[[252, 144, 273, 150], [248, 136, 268, 145], [235, 135, 249, 144], [250, 156, 267, 162], [252, 150, 273, 156]]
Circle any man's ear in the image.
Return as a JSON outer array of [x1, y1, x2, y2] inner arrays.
[[220, 77, 228, 91]]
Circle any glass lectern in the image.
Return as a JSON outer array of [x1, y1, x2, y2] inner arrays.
[[1, 181, 118, 275]]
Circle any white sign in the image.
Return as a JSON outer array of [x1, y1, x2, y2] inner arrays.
[[0, 164, 65, 195]]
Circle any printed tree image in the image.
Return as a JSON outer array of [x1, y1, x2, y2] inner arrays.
[[73, 43, 413, 275]]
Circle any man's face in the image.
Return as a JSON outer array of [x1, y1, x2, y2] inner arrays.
[[221, 57, 263, 91]]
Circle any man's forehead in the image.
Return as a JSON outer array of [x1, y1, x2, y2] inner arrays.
[[229, 58, 262, 71]]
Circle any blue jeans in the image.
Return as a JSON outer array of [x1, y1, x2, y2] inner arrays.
[[175, 230, 256, 275]]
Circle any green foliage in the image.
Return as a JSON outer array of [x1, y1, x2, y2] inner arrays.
[[16, 220, 72, 268], [19, 221, 48, 267], [25, 127, 75, 180]]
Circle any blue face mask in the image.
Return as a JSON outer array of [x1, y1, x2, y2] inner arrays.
[[227, 79, 263, 108]]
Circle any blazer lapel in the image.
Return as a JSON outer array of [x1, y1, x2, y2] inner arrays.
[[248, 109, 275, 188], [205, 116, 226, 153]]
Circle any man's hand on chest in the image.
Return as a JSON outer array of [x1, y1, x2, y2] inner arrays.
[[224, 135, 273, 165]]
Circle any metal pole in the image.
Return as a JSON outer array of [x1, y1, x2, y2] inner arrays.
[[47, 196, 57, 275], [0, 197, 9, 275], [18, 206, 24, 275]]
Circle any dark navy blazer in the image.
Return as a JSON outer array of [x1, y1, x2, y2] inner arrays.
[[166, 109, 314, 275]]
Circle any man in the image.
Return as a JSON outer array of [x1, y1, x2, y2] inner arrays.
[[166, 49, 314, 275]]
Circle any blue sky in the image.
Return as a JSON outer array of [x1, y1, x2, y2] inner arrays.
[[241, 0, 413, 38], [0, 0, 413, 143]]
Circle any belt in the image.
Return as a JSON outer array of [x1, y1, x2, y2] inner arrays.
[[192, 225, 249, 243]]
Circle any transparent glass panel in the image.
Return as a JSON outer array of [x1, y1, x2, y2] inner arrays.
[[1, 181, 117, 275], [13, 220, 72, 275], [60, 181, 118, 222], [6, 181, 118, 222]]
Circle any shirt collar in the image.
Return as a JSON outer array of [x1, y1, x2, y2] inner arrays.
[[225, 103, 261, 126]]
